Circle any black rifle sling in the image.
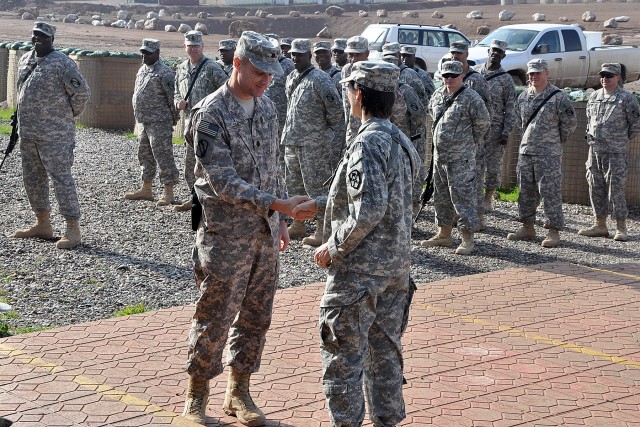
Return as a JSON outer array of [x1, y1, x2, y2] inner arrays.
[[184, 58, 208, 103], [525, 89, 561, 129], [485, 71, 508, 82], [432, 86, 466, 132], [462, 69, 477, 82], [329, 69, 340, 78], [289, 66, 315, 95]]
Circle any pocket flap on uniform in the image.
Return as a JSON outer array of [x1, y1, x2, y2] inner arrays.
[[320, 290, 367, 308], [323, 383, 348, 396]]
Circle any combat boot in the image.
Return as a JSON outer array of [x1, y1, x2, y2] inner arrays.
[[614, 219, 629, 242], [301, 220, 323, 247], [223, 368, 266, 426], [287, 220, 307, 239], [541, 227, 560, 248], [484, 190, 496, 212], [577, 216, 608, 238], [507, 221, 536, 241], [174, 200, 192, 212], [56, 217, 81, 249], [455, 230, 475, 255], [182, 376, 209, 424], [13, 211, 54, 239], [156, 184, 175, 207], [477, 213, 486, 231], [124, 180, 153, 201], [419, 225, 453, 247]]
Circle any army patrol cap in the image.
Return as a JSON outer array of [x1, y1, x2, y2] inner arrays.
[[289, 39, 311, 54], [32, 21, 56, 37], [490, 39, 508, 51], [527, 58, 548, 73], [218, 39, 236, 51], [382, 42, 401, 55], [344, 36, 369, 54], [400, 45, 417, 55], [280, 37, 293, 47], [340, 60, 399, 93], [140, 38, 160, 53], [449, 41, 469, 53], [184, 31, 203, 46], [332, 38, 347, 51], [599, 63, 621, 76], [382, 54, 399, 65], [313, 41, 332, 52], [263, 33, 279, 41], [440, 60, 463, 76], [236, 31, 284, 76]]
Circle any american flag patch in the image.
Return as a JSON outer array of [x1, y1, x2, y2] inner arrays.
[[197, 120, 219, 138]]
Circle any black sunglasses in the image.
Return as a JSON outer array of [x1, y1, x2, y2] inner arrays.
[[441, 73, 459, 79], [599, 72, 616, 79]]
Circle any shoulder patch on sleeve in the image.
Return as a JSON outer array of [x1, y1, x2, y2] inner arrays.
[[565, 108, 574, 116], [326, 93, 335, 103], [197, 120, 219, 138], [633, 110, 640, 118], [194, 119, 220, 161], [348, 170, 362, 190]]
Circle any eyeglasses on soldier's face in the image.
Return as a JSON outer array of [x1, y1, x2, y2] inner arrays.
[[600, 72, 616, 79], [441, 73, 460, 79]]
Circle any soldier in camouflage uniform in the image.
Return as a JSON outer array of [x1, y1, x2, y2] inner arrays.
[[280, 37, 292, 59], [400, 45, 435, 100], [382, 42, 428, 108], [507, 59, 577, 248], [125, 39, 180, 207], [282, 39, 345, 247], [217, 39, 236, 78], [314, 41, 342, 95], [12, 21, 90, 250], [173, 31, 228, 212], [332, 38, 348, 70], [473, 39, 516, 212], [181, 31, 309, 425], [578, 63, 640, 241], [420, 61, 490, 255], [291, 61, 421, 427]]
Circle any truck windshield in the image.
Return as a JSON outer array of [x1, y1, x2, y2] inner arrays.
[[361, 26, 389, 51], [477, 29, 539, 52]]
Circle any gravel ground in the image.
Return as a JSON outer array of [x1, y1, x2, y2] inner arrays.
[[0, 126, 638, 331]]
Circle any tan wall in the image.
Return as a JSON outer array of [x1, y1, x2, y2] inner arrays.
[[6, 49, 22, 108]]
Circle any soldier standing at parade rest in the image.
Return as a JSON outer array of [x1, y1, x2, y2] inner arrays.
[[420, 61, 490, 255], [280, 37, 292, 59], [507, 59, 577, 247], [314, 41, 342, 94], [383, 42, 428, 108], [474, 39, 516, 212], [264, 35, 294, 141], [400, 45, 436, 100], [125, 39, 180, 207], [180, 31, 309, 425], [291, 61, 421, 427], [282, 39, 345, 247], [578, 63, 640, 241], [173, 31, 228, 212], [217, 39, 236, 77], [331, 38, 348, 70], [12, 21, 90, 249]]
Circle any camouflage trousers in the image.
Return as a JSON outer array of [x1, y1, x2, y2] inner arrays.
[[585, 148, 628, 220], [433, 155, 479, 232], [475, 141, 486, 218], [320, 270, 413, 427], [20, 137, 80, 219], [484, 126, 507, 191], [408, 132, 426, 215], [137, 121, 179, 185], [185, 226, 279, 379], [284, 145, 334, 221], [516, 154, 564, 229]]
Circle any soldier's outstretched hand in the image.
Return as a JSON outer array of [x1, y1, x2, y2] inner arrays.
[[291, 199, 318, 220]]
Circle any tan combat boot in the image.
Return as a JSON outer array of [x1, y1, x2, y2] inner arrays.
[[223, 368, 266, 426], [484, 190, 496, 212], [455, 230, 475, 255], [419, 225, 453, 247], [301, 220, 323, 247], [477, 212, 486, 231], [577, 216, 608, 238], [287, 220, 307, 239], [13, 211, 54, 239], [614, 218, 629, 241], [56, 218, 81, 249], [507, 221, 536, 241], [174, 200, 192, 212], [124, 180, 153, 201], [182, 376, 210, 424], [541, 227, 560, 248], [156, 184, 175, 207]]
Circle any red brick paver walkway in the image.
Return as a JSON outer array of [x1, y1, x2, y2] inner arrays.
[[1, 262, 639, 426]]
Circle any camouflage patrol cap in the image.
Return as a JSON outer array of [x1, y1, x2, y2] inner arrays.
[[32, 21, 56, 37], [332, 38, 347, 51], [382, 42, 401, 55], [345, 36, 369, 54], [400, 45, 417, 55], [339, 60, 399, 93], [313, 41, 332, 52], [184, 31, 203, 46], [382, 54, 399, 66], [527, 58, 548, 73], [449, 41, 469, 53], [599, 63, 621, 76], [490, 39, 508, 51], [289, 38, 311, 54], [218, 39, 236, 51], [263, 33, 279, 41], [236, 31, 283, 76], [140, 38, 160, 53], [280, 37, 293, 47], [440, 60, 463, 76]]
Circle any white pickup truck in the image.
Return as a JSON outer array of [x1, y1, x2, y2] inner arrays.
[[467, 24, 640, 88]]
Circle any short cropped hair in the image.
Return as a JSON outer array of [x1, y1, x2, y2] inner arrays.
[[351, 81, 395, 119]]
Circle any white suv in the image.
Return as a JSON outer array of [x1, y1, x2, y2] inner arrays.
[[362, 23, 471, 74]]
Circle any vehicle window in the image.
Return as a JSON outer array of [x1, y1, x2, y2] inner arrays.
[[446, 32, 468, 47], [537, 31, 560, 53], [421, 30, 445, 47], [477, 29, 538, 51], [561, 29, 582, 52], [398, 29, 419, 45], [361, 26, 389, 51]]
